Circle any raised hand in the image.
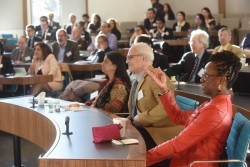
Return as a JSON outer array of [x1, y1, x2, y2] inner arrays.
[[145, 67, 168, 93]]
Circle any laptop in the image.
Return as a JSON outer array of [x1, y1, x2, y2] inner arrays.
[[14, 67, 27, 77]]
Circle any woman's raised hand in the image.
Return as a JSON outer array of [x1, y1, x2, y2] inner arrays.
[[145, 67, 168, 93]]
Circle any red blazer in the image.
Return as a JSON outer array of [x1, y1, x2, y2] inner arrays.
[[147, 93, 233, 167]]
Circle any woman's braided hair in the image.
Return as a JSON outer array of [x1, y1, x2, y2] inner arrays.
[[210, 51, 242, 89]]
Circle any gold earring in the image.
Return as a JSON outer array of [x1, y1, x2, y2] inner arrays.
[[218, 84, 222, 92]]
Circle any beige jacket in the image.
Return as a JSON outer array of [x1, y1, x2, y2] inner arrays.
[[128, 67, 183, 145], [29, 54, 63, 91], [213, 43, 243, 58]]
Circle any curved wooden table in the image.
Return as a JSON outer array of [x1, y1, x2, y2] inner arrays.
[[0, 96, 146, 167]]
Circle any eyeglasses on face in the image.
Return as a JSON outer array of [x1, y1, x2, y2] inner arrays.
[[126, 54, 142, 61], [201, 72, 219, 81]]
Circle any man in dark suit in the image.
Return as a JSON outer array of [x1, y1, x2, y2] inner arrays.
[[25, 24, 42, 48], [37, 20, 56, 41], [70, 27, 90, 50], [52, 29, 80, 63], [11, 36, 34, 63], [152, 17, 173, 40], [144, 8, 157, 32], [165, 29, 211, 83], [87, 34, 112, 63], [151, 0, 164, 19], [48, 13, 60, 31]]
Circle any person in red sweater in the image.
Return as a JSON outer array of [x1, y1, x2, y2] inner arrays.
[[145, 51, 241, 167]]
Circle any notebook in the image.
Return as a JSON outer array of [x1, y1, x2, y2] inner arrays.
[[14, 67, 27, 77]]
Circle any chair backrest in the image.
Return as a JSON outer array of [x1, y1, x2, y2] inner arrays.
[[59, 63, 73, 90], [119, 21, 137, 32], [241, 18, 250, 29], [227, 112, 250, 166], [175, 95, 199, 110]]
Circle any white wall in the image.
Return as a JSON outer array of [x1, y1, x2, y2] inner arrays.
[[1, 0, 250, 37], [161, 0, 218, 15], [61, 0, 86, 27], [88, 0, 151, 23], [0, 0, 23, 37]]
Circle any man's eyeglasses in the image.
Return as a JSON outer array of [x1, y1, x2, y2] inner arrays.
[[126, 54, 142, 61], [201, 72, 219, 81]]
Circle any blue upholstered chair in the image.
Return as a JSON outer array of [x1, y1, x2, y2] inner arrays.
[[189, 112, 250, 167], [175, 95, 199, 110]]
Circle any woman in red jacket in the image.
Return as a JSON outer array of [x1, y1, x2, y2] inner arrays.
[[145, 51, 241, 167]]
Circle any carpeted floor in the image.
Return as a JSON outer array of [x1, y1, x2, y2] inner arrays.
[[0, 131, 44, 167]]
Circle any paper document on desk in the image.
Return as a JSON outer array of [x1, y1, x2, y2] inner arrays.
[[112, 139, 139, 145]]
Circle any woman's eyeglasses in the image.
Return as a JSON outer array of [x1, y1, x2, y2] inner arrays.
[[201, 72, 219, 81], [126, 54, 142, 61]]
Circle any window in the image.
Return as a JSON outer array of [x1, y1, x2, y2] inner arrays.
[[30, 0, 61, 25]]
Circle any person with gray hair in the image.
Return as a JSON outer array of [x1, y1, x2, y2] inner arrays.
[[165, 29, 211, 83], [213, 27, 243, 58], [126, 43, 180, 153], [51, 28, 80, 63]]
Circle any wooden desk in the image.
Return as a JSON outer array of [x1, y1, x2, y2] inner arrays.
[[153, 39, 189, 46], [173, 31, 189, 38], [14, 63, 102, 72], [0, 75, 53, 95], [0, 96, 146, 167]]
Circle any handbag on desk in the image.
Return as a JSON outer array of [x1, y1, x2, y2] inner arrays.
[[92, 124, 122, 143]]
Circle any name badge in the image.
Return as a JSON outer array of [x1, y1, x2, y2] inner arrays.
[[47, 32, 51, 36], [66, 51, 72, 57], [53, 26, 57, 30], [198, 68, 205, 78], [24, 56, 31, 61], [90, 91, 98, 99], [137, 90, 143, 101]]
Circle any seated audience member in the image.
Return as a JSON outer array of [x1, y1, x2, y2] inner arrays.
[[0, 43, 15, 92], [172, 11, 191, 32], [82, 13, 90, 30], [191, 13, 209, 33], [134, 34, 169, 70], [0, 42, 14, 75], [26, 24, 42, 48], [86, 52, 131, 113], [161, 3, 175, 21], [52, 29, 80, 63], [165, 29, 211, 83], [65, 13, 77, 35], [35, 16, 48, 32], [144, 8, 157, 32], [145, 51, 241, 167], [11, 36, 34, 64], [87, 13, 101, 34], [126, 43, 178, 151], [88, 21, 117, 51], [28, 42, 63, 94], [70, 27, 90, 50], [77, 21, 92, 47], [130, 25, 148, 46], [48, 12, 61, 32], [202, 7, 216, 30], [152, 17, 173, 40], [150, 0, 163, 19], [107, 18, 121, 40], [241, 33, 250, 62], [213, 27, 243, 58], [87, 34, 112, 63], [37, 20, 56, 41]]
